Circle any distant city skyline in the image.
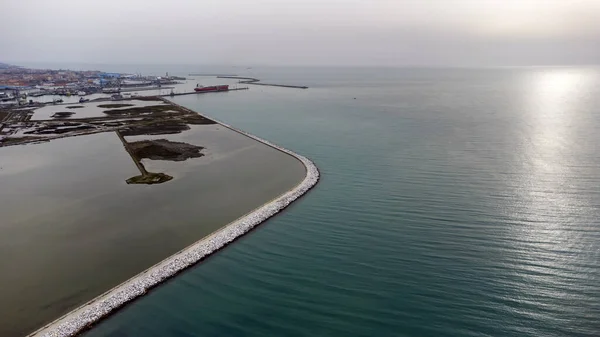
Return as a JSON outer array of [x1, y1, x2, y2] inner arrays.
[[2, 0, 600, 66]]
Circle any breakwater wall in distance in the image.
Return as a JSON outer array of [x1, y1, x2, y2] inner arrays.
[[27, 100, 320, 337], [188, 73, 238, 77], [160, 87, 249, 97], [217, 76, 309, 89]]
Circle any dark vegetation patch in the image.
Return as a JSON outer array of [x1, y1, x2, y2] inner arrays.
[[126, 172, 173, 185], [51, 112, 75, 118], [129, 139, 204, 161], [0, 136, 46, 146], [66, 106, 85, 109], [103, 104, 215, 125], [103, 104, 183, 117], [24, 122, 96, 135], [120, 121, 191, 136], [182, 114, 217, 125], [131, 96, 163, 101], [97, 104, 134, 109]]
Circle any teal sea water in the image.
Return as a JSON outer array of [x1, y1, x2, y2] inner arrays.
[[79, 67, 600, 337]]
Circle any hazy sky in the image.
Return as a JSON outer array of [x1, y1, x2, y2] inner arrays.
[[2, 0, 599, 66]]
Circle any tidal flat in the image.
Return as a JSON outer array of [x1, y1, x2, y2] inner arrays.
[[0, 100, 306, 336]]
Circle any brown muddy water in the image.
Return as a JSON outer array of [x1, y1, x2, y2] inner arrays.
[[0, 123, 305, 336]]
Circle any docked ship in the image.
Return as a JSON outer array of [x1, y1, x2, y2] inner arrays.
[[194, 84, 229, 92]]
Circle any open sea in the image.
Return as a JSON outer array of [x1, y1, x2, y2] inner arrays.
[[38, 65, 600, 337]]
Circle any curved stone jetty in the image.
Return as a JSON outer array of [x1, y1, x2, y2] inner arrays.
[[27, 103, 319, 337]]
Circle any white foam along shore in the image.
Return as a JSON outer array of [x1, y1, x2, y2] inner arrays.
[[27, 101, 320, 337]]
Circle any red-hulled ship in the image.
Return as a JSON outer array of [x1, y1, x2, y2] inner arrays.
[[194, 84, 229, 92]]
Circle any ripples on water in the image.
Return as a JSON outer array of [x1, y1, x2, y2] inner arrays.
[[84, 67, 600, 337]]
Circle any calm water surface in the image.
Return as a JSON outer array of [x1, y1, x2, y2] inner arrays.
[[71, 67, 600, 337]]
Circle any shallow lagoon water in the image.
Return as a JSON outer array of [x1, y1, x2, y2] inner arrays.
[[0, 121, 305, 336]]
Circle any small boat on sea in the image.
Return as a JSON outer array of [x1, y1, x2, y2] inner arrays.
[[79, 97, 89, 103], [194, 84, 229, 93]]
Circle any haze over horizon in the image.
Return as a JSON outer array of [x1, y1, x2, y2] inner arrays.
[[2, 0, 600, 67]]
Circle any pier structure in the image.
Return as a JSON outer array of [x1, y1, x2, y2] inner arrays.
[[217, 76, 309, 89]]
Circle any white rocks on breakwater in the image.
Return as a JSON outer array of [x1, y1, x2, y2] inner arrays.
[[28, 105, 319, 337]]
